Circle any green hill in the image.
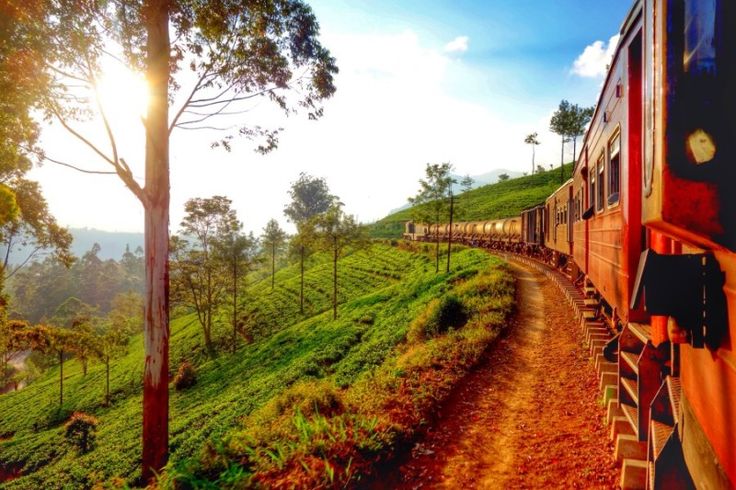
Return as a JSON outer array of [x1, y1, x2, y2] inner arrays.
[[0, 242, 514, 488], [371, 163, 573, 238]]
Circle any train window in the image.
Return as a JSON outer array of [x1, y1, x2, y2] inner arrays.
[[589, 169, 596, 213], [596, 154, 605, 212], [608, 133, 621, 205]]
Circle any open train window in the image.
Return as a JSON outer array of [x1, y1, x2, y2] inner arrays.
[[608, 132, 621, 205], [596, 154, 605, 212]]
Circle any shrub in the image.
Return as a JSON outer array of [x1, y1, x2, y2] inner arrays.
[[173, 360, 197, 391], [408, 294, 468, 343], [64, 412, 98, 454]]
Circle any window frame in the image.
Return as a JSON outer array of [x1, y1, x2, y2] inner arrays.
[[607, 128, 621, 207], [596, 152, 605, 212]]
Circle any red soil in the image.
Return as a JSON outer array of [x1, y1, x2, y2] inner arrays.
[[381, 261, 619, 489]]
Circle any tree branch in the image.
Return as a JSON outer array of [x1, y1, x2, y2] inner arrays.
[[168, 69, 214, 135]]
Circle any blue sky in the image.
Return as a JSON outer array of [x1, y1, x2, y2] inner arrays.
[[31, 1, 634, 235]]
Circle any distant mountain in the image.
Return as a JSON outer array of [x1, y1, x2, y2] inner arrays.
[[387, 168, 523, 215], [3, 228, 144, 265]]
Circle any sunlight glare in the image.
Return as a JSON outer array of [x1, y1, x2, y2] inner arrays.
[[96, 63, 150, 121]]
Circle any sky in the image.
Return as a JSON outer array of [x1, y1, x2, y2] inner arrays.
[[29, 0, 632, 237]]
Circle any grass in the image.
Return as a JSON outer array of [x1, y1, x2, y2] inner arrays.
[[370, 163, 574, 238], [0, 242, 514, 489]]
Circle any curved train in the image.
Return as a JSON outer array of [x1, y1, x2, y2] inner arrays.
[[405, 1, 734, 488]]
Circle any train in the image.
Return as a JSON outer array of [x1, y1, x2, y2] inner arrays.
[[405, 1, 734, 489]]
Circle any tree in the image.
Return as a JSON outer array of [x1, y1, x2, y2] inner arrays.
[[1, 179, 73, 283], [498, 173, 510, 182], [284, 173, 336, 314], [261, 219, 287, 291], [96, 291, 142, 405], [568, 105, 594, 162], [32, 325, 76, 407], [460, 175, 474, 193], [550, 100, 594, 183], [409, 163, 454, 273], [550, 100, 575, 183], [313, 204, 367, 320], [213, 218, 257, 352], [173, 196, 238, 353], [9, 1, 337, 477], [524, 132, 540, 175]]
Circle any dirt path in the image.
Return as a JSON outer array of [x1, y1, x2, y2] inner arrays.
[[387, 260, 619, 489]]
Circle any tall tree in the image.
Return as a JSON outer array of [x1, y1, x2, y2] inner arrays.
[[568, 104, 594, 162], [173, 196, 237, 353], [7, 1, 337, 478], [213, 218, 257, 352], [524, 132, 540, 175], [551, 100, 578, 183], [261, 219, 287, 291], [409, 163, 454, 273], [284, 173, 336, 314], [313, 204, 366, 320]]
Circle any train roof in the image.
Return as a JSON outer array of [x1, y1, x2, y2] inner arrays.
[[574, 0, 643, 174], [521, 202, 546, 212], [545, 179, 574, 202]]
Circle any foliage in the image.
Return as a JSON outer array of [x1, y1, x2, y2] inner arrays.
[[0, 244, 509, 489], [524, 132, 541, 175], [283, 174, 337, 226], [173, 361, 197, 391], [284, 173, 337, 314], [7, 0, 338, 477], [167, 255, 515, 488], [371, 163, 574, 238], [313, 204, 368, 319], [498, 173, 510, 181], [549, 100, 594, 171], [8, 245, 144, 324], [407, 294, 467, 342], [64, 412, 98, 454], [260, 219, 288, 291], [172, 196, 247, 353], [409, 163, 455, 272]]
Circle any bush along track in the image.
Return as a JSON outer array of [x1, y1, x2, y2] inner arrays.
[[162, 250, 515, 489]]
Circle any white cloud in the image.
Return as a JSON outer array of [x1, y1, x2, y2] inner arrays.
[[444, 36, 469, 54], [571, 34, 620, 78]]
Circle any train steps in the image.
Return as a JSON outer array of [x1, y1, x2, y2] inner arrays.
[[647, 376, 694, 489]]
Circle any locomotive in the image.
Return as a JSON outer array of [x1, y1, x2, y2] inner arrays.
[[405, 1, 734, 488]]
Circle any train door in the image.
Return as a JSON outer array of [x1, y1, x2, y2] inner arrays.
[[626, 30, 647, 323]]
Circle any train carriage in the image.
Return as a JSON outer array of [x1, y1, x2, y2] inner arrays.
[[400, 2, 735, 486], [544, 179, 573, 259]]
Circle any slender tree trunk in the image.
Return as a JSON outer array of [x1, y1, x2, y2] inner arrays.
[[58, 350, 63, 407], [573, 136, 577, 163], [435, 210, 440, 273], [232, 255, 238, 352], [141, 0, 171, 481], [271, 242, 275, 291], [299, 245, 305, 314], [105, 357, 110, 406], [446, 193, 454, 273], [333, 239, 338, 320]]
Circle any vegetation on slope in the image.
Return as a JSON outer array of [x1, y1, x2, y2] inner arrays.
[[0, 242, 514, 489], [371, 163, 573, 238]]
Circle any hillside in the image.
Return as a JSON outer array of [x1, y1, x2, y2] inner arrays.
[[0, 242, 514, 488], [371, 164, 573, 238]]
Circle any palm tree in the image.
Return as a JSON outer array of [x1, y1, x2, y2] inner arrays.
[[524, 132, 540, 175]]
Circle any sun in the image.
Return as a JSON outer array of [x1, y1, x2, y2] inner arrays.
[[95, 63, 150, 121]]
